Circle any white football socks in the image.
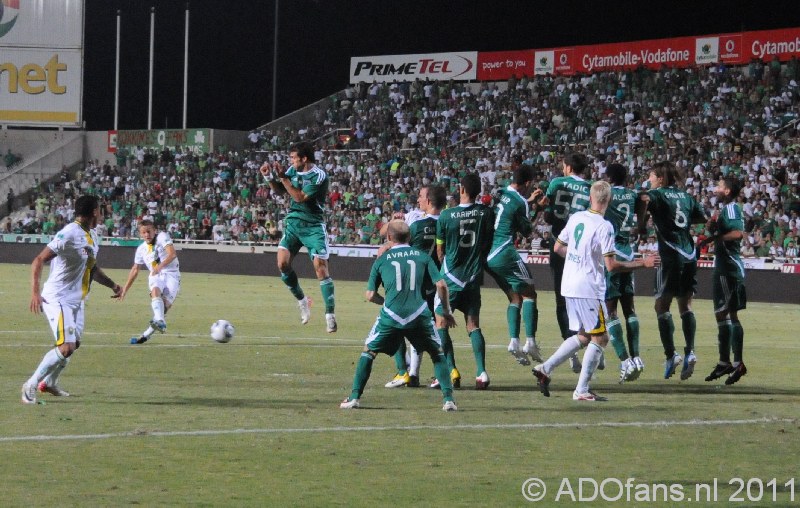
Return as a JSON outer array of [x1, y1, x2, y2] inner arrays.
[[542, 335, 582, 375], [151, 297, 165, 321], [29, 347, 66, 385], [576, 342, 604, 394], [408, 347, 421, 377]]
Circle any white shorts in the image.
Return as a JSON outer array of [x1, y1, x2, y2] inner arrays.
[[148, 271, 181, 305], [565, 297, 608, 335], [42, 300, 84, 345]]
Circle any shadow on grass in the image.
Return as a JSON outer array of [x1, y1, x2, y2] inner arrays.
[[118, 398, 309, 408], [486, 382, 800, 397]]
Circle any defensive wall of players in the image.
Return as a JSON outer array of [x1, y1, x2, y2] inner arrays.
[[1, 242, 798, 305]]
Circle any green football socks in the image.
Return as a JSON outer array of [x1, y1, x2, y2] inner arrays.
[[657, 312, 675, 358], [717, 319, 732, 363], [681, 311, 696, 354], [350, 352, 374, 400], [523, 298, 538, 338], [320, 277, 335, 313], [731, 320, 744, 363], [607, 318, 629, 360], [626, 314, 640, 357], [469, 328, 486, 377], [506, 303, 520, 339], [280, 270, 305, 300]]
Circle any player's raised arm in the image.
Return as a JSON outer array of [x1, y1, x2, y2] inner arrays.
[[635, 192, 650, 236]]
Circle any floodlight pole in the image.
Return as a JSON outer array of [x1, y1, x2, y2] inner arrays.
[[114, 10, 121, 130], [271, 0, 279, 121], [183, 2, 190, 129], [148, 6, 155, 130]]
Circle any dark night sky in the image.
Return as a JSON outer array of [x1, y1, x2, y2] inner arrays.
[[83, 0, 800, 131]]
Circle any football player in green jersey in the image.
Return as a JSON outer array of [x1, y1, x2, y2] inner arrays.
[[340, 220, 458, 411], [262, 142, 337, 334], [485, 164, 544, 366], [637, 161, 707, 380], [540, 152, 592, 373], [383, 184, 446, 388], [604, 164, 645, 383], [435, 173, 495, 389], [698, 176, 748, 385]]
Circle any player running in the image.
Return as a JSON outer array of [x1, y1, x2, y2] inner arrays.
[[22, 195, 123, 403]]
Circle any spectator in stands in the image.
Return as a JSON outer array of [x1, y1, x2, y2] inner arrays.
[[741, 240, 756, 258], [6, 188, 14, 215], [5, 148, 21, 168], [540, 231, 553, 251]]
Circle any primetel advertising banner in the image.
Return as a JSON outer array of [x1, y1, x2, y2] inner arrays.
[[0, 0, 84, 126], [349, 52, 477, 83]]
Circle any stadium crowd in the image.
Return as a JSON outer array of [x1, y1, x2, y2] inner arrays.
[[4, 60, 800, 260]]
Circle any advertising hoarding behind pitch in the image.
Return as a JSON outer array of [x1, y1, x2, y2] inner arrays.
[[0, 0, 84, 127]]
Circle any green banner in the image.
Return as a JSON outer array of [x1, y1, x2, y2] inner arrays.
[[116, 129, 210, 154]]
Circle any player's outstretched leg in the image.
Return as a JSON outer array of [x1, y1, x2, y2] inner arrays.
[[340, 351, 374, 409]]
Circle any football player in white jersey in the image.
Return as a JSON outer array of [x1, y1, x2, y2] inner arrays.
[[22, 195, 123, 404], [120, 219, 181, 344], [533, 181, 659, 401]]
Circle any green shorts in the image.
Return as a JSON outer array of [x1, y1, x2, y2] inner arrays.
[[712, 272, 746, 314], [363, 314, 443, 356], [486, 246, 534, 294], [434, 283, 481, 317], [654, 260, 697, 299], [605, 271, 635, 300], [279, 219, 330, 259]]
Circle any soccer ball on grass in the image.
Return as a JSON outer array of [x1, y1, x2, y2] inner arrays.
[[210, 319, 235, 343]]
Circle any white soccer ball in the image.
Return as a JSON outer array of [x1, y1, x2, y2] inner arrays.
[[210, 319, 235, 343]]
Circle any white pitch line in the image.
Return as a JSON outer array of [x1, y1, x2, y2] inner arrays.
[[0, 417, 792, 443]]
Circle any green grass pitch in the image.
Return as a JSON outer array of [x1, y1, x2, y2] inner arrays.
[[0, 264, 798, 506]]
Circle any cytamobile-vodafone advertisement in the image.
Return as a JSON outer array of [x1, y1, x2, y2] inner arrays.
[[745, 27, 800, 61], [349, 52, 477, 83], [361, 26, 800, 83], [562, 36, 694, 74]]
